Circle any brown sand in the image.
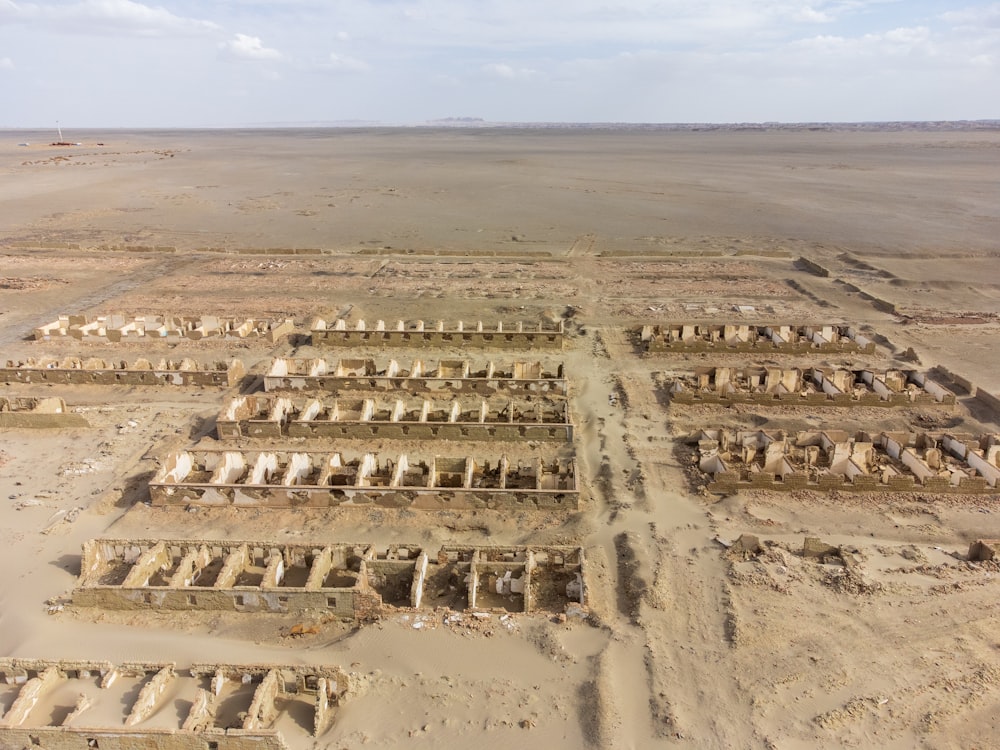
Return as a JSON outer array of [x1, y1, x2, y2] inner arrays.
[[1, 127, 1000, 749]]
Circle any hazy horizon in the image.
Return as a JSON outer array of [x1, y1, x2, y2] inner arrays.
[[5, 119, 1000, 134]]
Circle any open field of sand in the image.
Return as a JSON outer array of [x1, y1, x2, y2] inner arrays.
[[1, 126, 1000, 749]]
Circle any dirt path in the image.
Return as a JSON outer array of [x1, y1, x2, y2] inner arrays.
[[0, 252, 187, 347]]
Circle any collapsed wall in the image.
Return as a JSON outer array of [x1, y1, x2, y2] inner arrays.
[[149, 450, 578, 509], [310, 319, 565, 350], [0, 396, 89, 428], [74, 540, 587, 618], [33, 315, 293, 343], [639, 323, 876, 354], [691, 429, 1000, 493], [264, 357, 567, 395], [216, 394, 573, 441], [668, 367, 954, 407], [0, 658, 350, 749], [2, 358, 245, 387]]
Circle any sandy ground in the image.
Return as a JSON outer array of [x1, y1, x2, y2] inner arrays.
[[1, 127, 1000, 749]]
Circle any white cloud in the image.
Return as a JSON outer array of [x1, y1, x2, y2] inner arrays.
[[482, 62, 536, 79], [220, 33, 283, 61], [322, 52, 369, 72], [941, 4, 1000, 28], [882, 25, 930, 45], [0, 55, 13, 69], [1, 0, 218, 36], [793, 6, 833, 23]]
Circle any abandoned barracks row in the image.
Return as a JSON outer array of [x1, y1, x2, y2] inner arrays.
[[666, 367, 954, 408], [75, 540, 587, 619], [1, 356, 565, 396], [216, 393, 573, 441], [32, 314, 566, 349], [691, 429, 1000, 494], [0, 658, 350, 750], [639, 323, 876, 353], [31, 314, 891, 356], [150, 450, 578, 510]]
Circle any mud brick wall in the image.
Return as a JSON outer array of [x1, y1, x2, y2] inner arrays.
[[351, 589, 384, 621]]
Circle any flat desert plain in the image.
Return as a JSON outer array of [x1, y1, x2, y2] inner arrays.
[[1, 126, 1000, 749]]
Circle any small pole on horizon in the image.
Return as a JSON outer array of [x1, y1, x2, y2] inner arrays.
[[56, 120, 63, 141]]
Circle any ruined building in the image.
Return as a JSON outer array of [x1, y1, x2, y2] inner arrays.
[[667, 367, 954, 407], [264, 357, 566, 395], [310, 318, 565, 349], [691, 429, 1000, 493], [216, 393, 573, 441], [0, 397, 89, 429], [33, 314, 293, 343], [74, 541, 587, 618], [150, 450, 578, 509], [2, 358, 245, 387], [0, 658, 350, 749], [639, 323, 876, 353]]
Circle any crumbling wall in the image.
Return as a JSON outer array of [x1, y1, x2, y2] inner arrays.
[[968, 540, 999, 562], [0, 397, 90, 428], [797, 257, 831, 277]]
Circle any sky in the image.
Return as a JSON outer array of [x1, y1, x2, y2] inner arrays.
[[1, 0, 998, 127]]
